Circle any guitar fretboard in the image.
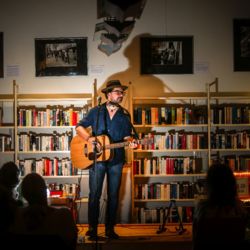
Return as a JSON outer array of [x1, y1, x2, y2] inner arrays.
[[103, 141, 129, 149]]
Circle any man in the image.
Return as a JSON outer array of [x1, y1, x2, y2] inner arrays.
[[76, 80, 136, 240]]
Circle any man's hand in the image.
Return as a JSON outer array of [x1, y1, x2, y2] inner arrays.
[[88, 136, 102, 152], [127, 138, 138, 149]]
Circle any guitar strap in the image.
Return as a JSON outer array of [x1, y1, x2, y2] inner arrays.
[[103, 103, 108, 135]]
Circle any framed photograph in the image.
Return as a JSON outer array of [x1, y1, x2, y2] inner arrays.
[[140, 36, 193, 74], [35, 37, 87, 76], [0, 32, 3, 78], [233, 19, 250, 71]]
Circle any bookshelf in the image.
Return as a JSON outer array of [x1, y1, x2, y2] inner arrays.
[[0, 89, 15, 167], [130, 86, 209, 224], [207, 79, 250, 202], [10, 80, 95, 200], [129, 78, 250, 223]]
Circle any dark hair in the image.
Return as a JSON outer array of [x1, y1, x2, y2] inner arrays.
[[206, 163, 237, 206], [21, 173, 47, 205], [0, 161, 20, 189]]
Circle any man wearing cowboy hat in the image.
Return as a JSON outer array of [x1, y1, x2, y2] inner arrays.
[[76, 80, 136, 240]]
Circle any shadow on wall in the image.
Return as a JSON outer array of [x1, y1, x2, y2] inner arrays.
[[98, 33, 176, 100]]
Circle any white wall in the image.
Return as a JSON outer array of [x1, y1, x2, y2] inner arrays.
[[0, 0, 250, 97]]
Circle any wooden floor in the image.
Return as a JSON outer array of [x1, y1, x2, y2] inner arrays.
[[77, 223, 193, 250]]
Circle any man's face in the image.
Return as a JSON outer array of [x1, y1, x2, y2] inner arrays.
[[107, 87, 126, 103]]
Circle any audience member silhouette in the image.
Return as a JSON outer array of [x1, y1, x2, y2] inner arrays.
[[0, 184, 18, 235], [0, 162, 21, 249], [12, 173, 78, 250], [193, 163, 249, 250], [0, 161, 22, 204]]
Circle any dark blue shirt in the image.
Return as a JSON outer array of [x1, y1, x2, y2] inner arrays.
[[76, 103, 132, 164]]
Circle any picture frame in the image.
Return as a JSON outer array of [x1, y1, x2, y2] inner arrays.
[[0, 32, 3, 78], [35, 37, 87, 76], [140, 36, 193, 74], [233, 19, 250, 71]]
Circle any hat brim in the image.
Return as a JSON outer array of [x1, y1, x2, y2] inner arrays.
[[101, 85, 128, 93]]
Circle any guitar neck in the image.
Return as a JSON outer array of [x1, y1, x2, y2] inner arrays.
[[105, 141, 129, 150], [102, 138, 147, 150]]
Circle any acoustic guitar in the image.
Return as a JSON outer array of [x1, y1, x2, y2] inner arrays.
[[70, 134, 137, 169]]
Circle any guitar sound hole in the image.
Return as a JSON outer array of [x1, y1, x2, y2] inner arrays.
[[88, 152, 102, 161]]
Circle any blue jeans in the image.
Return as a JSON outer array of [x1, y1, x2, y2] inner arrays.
[[88, 161, 123, 229]]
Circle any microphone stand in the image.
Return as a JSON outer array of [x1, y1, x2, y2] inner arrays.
[[156, 199, 186, 235], [92, 97, 105, 248], [93, 97, 102, 165]]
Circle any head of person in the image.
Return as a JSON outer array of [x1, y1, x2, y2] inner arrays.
[[101, 80, 128, 104], [21, 173, 48, 206], [0, 161, 20, 192], [206, 162, 237, 206]]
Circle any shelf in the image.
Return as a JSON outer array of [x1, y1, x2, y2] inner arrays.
[[211, 149, 250, 152], [17, 93, 92, 101], [0, 125, 15, 128], [0, 151, 15, 154], [134, 124, 208, 128], [211, 124, 250, 127], [18, 151, 70, 154], [0, 94, 14, 101], [43, 175, 81, 178], [133, 149, 208, 153], [134, 198, 195, 202], [18, 126, 76, 129], [210, 92, 250, 99], [134, 173, 206, 178], [132, 93, 207, 100], [134, 198, 196, 207], [20, 175, 81, 179], [75, 197, 88, 203]]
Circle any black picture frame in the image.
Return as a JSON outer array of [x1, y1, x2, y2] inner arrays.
[[140, 36, 193, 74], [35, 37, 87, 76], [233, 19, 250, 71], [0, 32, 3, 78]]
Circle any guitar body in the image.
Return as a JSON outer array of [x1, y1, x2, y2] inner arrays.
[[70, 134, 111, 169]]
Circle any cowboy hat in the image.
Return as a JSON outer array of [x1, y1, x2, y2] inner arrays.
[[101, 80, 128, 93]]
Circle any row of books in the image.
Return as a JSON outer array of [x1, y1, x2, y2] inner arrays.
[[18, 131, 72, 152], [133, 104, 250, 125], [211, 130, 250, 149], [133, 157, 202, 175], [135, 206, 194, 223], [48, 182, 79, 197], [18, 105, 89, 127], [211, 104, 250, 124], [221, 155, 250, 172], [134, 181, 196, 200], [137, 131, 207, 150], [133, 105, 207, 125], [0, 133, 12, 151], [18, 157, 77, 176]]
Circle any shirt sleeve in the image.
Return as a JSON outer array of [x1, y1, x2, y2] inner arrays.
[[76, 107, 96, 128]]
